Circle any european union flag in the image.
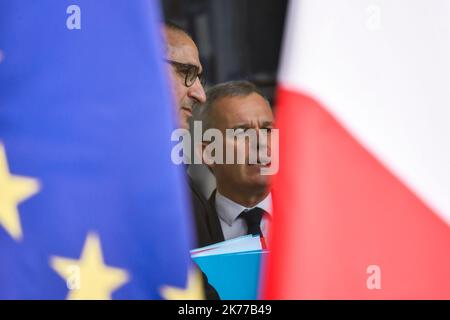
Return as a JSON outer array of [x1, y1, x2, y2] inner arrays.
[[0, 0, 197, 299]]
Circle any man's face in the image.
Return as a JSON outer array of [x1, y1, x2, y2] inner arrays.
[[165, 29, 206, 130], [207, 93, 274, 196]]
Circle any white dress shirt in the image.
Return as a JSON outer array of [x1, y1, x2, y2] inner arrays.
[[215, 191, 272, 240]]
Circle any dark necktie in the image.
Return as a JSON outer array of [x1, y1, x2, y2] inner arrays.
[[239, 207, 266, 236]]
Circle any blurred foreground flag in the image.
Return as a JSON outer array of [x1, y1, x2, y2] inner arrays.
[[0, 1, 197, 299], [263, 0, 450, 299]]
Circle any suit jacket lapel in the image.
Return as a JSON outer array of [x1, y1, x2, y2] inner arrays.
[[208, 189, 225, 243]]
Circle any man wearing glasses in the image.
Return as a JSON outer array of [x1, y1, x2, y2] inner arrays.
[[164, 22, 207, 130], [163, 21, 222, 299]]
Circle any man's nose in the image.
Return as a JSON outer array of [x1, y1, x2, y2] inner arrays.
[[187, 77, 206, 103], [256, 128, 271, 162]]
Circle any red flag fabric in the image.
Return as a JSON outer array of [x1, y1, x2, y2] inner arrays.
[[263, 0, 450, 299]]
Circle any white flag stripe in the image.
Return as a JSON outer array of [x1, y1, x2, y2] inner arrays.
[[279, 0, 450, 225]]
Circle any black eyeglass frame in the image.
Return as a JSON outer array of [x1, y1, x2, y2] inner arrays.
[[164, 59, 206, 87]]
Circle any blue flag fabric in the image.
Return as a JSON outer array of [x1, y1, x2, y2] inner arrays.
[[0, 0, 193, 299]]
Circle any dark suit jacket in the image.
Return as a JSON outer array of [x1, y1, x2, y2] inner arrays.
[[188, 178, 224, 247], [188, 178, 223, 300]]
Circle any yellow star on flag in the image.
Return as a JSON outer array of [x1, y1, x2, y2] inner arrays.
[[51, 232, 129, 300], [0, 143, 40, 241], [160, 267, 205, 300]]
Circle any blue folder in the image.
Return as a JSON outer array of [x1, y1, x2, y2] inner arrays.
[[193, 250, 268, 300]]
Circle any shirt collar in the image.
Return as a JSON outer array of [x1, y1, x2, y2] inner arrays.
[[215, 191, 272, 226]]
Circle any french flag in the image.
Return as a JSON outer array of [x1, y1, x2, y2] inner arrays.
[[263, 0, 450, 299]]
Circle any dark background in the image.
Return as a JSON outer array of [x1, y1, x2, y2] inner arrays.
[[161, 0, 288, 103]]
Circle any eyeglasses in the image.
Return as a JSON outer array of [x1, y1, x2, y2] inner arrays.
[[164, 59, 206, 87]]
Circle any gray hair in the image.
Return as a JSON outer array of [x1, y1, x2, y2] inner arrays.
[[199, 80, 270, 132]]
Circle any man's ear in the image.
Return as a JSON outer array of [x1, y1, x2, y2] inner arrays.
[[201, 141, 215, 172]]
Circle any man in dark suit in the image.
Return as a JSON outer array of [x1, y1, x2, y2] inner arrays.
[[163, 21, 223, 247], [200, 81, 275, 243], [163, 21, 221, 299]]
